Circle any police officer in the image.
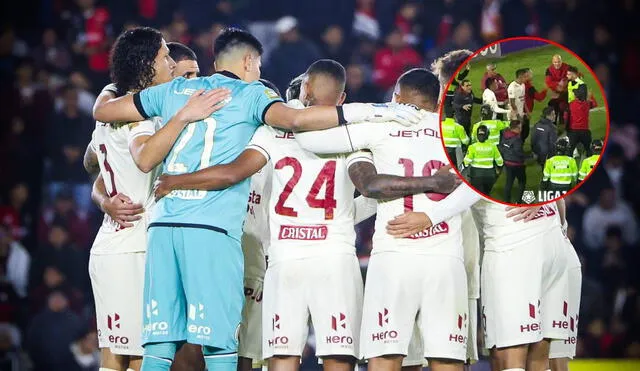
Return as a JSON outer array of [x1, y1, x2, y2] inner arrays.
[[471, 105, 509, 145], [441, 104, 469, 168], [541, 137, 579, 192], [463, 125, 504, 195], [578, 139, 603, 181]]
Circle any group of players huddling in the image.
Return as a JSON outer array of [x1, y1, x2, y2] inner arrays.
[[82, 25, 582, 371]]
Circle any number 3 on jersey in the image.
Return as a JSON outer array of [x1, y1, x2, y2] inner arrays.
[[274, 157, 337, 220], [399, 158, 448, 211]]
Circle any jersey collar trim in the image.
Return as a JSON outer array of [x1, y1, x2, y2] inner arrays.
[[217, 70, 241, 80]]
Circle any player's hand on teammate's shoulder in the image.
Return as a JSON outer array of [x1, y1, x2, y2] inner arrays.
[[342, 102, 423, 126], [387, 212, 432, 238], [153, 174, 175, 201], [101, 193, 144, 228], [175, 88, 232, 123], [505, 205, 543, 222]]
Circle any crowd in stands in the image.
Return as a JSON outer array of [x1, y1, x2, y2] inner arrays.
[[0, 0, 638, 369]]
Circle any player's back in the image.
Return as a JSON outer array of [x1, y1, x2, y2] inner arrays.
[[248, 125, 357, 264], [91, 120, 160, 252], [149, 73, 282, 239], [471, 200, 558, 251], [367, 111, 462, 257]]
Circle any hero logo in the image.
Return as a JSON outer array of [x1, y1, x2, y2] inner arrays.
[[449, 313, 467, 344], [107, 313, 130, 346], [521, 301, 542, 333], [268, 314, 289, 347], [372, 308, 398, 343], [188, 303, 211, 339], [552, 301, 571, 330], [144, 299, 169, 336], [326, 313, 353, 346]]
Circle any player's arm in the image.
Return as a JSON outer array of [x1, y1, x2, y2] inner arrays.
[[347, 158, 460, 200], [154, 149, 267, 199], [91, 175, 144, 228], [294, 121, 380, 154], [487, 93, 510, 114], [128, 89, 224, 173], [387, 183, 481, 237], [83, 142, 100, 176]]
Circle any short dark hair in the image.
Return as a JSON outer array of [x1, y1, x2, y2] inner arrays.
[[510, 119, 521, 129], [461, 79, 471, 86], [110, 27, 164, 94], [167, 42, 197, 62], [214, 27, 263, 59], [542, 106, 555, 118], [567, 65, 579, 74], [431, 49, 473, 87], [306, 59, 346, 90], [485, 77, 495, 88], [516, 68, 528, 78], [397, 68, 440, 106], [259, 78, 282, 98]]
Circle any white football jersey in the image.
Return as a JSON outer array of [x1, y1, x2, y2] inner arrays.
[[344, 111, 463, 258], [470, 200, 558, 252], [246, 125, 357, 264], [89, 118, 161, 254], [242, 164, 272, 278], [507, 80, 526, 117]]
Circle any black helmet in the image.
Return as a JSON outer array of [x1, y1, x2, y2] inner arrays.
[[590, 139, 604, 155], [286, 74, 305, 102], [480, 104, 493, 120], [477, 124, 489, 142], [556, 137, 570, 155]]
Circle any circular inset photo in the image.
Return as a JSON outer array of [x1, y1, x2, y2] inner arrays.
[[439, 37, 610, 206]]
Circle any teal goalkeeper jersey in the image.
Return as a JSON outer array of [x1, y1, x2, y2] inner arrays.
[[134, 71, 283, 239]]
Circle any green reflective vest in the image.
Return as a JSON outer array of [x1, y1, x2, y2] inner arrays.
[[442, 118, 470, 148], [471, 120, 509, 145], [578, 154, 600, 181], [567, 77, 585, 103], [463, 142, 504, 169], [543, 155, 578, 185]]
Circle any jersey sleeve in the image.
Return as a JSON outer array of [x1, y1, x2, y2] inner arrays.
[[415, 183, 482, 225], [245, 82, 284, 125], [295, 123, 384, 154], [346, 150, 374, 168], [89, 128, 97, 152], [246, 125, 274, 161], [507, 83, 516, 99], [126, 120, 157, 146], [133, 80, 174, 119]]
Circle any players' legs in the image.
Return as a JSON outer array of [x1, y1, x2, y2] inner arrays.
[[504, 166, 516, 202], [527, 339, 551, 371], [401, 365, 422, 371], [141, 227, 188, 370], [178, 228, 244, 371], [369, 355, 404, 371], [520, 116, 530, 142], [268, 355, 300, 371], [238, 357, 253, 371], [128, 356, 143, 371], [99, 347, 129, 370], [321, 355, 356, 371], [492, 344, 528, 370], [549, 358, 569, 371], [238, 277, 264, 371], [515, 167, 526, 204]]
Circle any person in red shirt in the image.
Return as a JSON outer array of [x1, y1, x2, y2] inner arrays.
[[567, 86, 597, 157], [524, 68, 548, 115], [545, 54, 569, 125], [481, 63, 508, 118], [373, 27, 423, 90]]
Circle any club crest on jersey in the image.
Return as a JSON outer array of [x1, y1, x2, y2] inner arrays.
[[407, 221, 449, 239]]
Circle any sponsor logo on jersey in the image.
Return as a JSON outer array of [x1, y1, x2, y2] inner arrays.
[[247, 190, 262, 217], [529, 205, 557, 221], [244, 285, 263, 303], [449, 313, 467, 344], [275, 132, 296, 139], [407, 221, 449, 239], [144, 299, 169, 337], [174, 88, 197, 96], [265, 89, 279, 99], [268, 314, 288, 348], [278, 225, 328, 241], [326, 313, 353, 346], [106, 313, 130, 348], [389, 128, 441, 139], [520, 300, 541, 333], [371, 308, 399, 343]]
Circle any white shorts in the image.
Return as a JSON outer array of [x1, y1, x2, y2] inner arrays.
[[89, 252, 146, 356], [360, 251, 468, 361], [481, 227, 569, 349], [550, 243, 582, 359], [467, 298, 478, 363], [403, 324, 426, 367], [262, 253, 363, 359], [238, 277, 264, 363]]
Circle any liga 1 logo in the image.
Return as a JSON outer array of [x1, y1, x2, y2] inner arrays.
[[522, 190, 567, 204]]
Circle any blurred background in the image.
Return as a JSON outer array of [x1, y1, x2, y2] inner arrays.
[[0, 0, 638, 370]]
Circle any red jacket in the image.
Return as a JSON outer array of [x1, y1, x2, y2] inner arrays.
[[524, 81, 547, 112], [481, 72, 508, 102], [85, 7, 111, 72], [568, 98, 597, 131], [545, 62, 569, 93], [373, 47, 423, 90]]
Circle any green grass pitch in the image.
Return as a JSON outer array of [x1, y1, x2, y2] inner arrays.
[[460, 44, 608, 203]]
